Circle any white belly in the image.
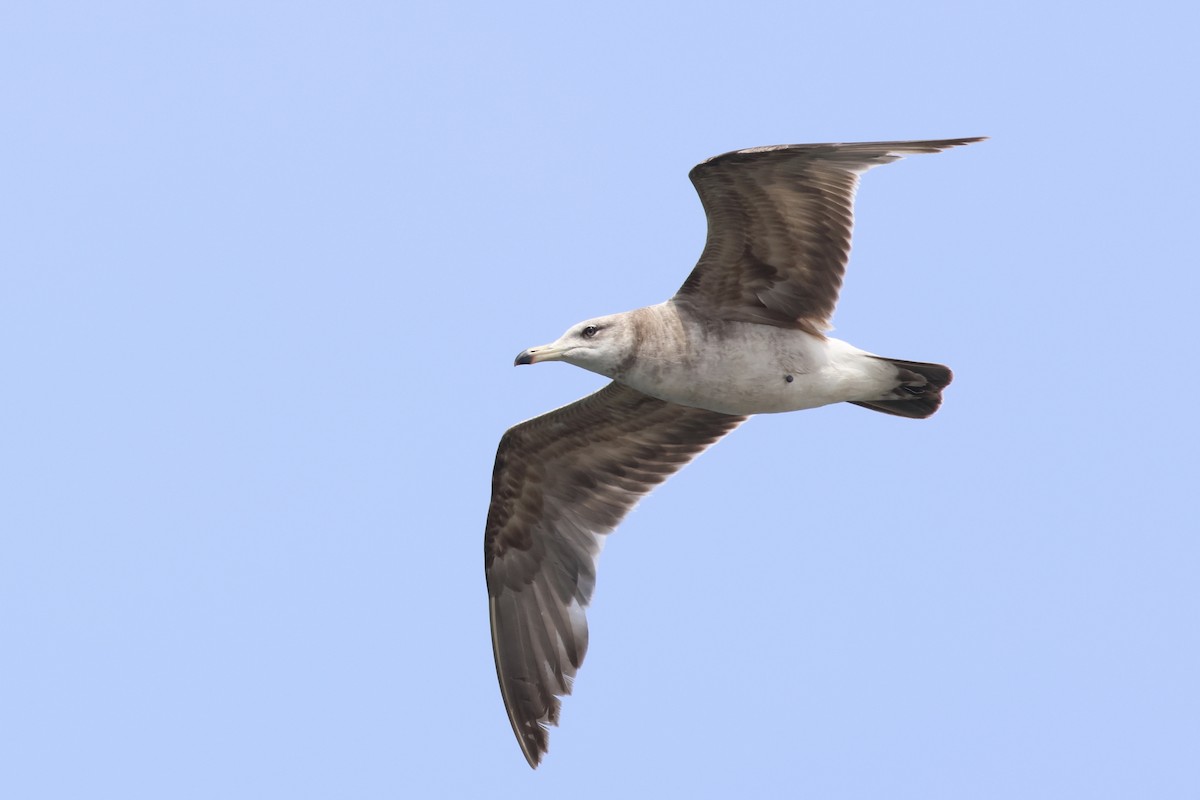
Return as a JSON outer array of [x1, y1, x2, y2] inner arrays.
[[618, 323, 894, 416]]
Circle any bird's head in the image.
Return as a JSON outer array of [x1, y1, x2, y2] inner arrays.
[[514, 312, 635, 378]]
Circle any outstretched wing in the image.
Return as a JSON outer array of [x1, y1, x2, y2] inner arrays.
[[484, 381, 745, 767], [674, 137, 985, 335]]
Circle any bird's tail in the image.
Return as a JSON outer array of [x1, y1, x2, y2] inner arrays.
[[849, 357, 953, 419]]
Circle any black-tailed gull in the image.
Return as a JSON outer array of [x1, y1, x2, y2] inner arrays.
[[484, 137, 984, 767]]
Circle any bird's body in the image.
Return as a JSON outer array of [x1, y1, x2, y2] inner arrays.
[[485, 137, 984, 767], [536, 301, 905, 416]]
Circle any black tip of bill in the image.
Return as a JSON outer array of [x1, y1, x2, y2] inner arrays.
[[514, 350, 534, 366]]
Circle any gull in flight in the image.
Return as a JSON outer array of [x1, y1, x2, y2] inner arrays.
[[483, 137, 984, 767]]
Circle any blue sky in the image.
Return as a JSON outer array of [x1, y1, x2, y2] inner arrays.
[[2, 1, 1197, 797]]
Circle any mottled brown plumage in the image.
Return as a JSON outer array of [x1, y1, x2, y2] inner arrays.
[[676, 139, 984, 335], [485, 382, 744, 767]]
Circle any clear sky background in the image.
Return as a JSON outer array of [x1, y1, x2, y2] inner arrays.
[[3, 2, 1197, 798]]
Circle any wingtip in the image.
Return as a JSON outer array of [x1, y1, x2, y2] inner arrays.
[[521, 745, 543, 770], [501, 703, 549, 769], [515, 725, 547, 769], [905, 135, 988, 154], [876, 135, 989, 153], [516, 724, 552, 767]]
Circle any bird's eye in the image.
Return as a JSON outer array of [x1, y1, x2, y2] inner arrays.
[[582, 325, 599, 339]]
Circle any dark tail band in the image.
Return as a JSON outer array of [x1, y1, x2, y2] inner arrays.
[[849, 357, 953, 419]]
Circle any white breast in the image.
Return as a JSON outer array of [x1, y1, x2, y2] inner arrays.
[[617, 311, 892, 416]]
